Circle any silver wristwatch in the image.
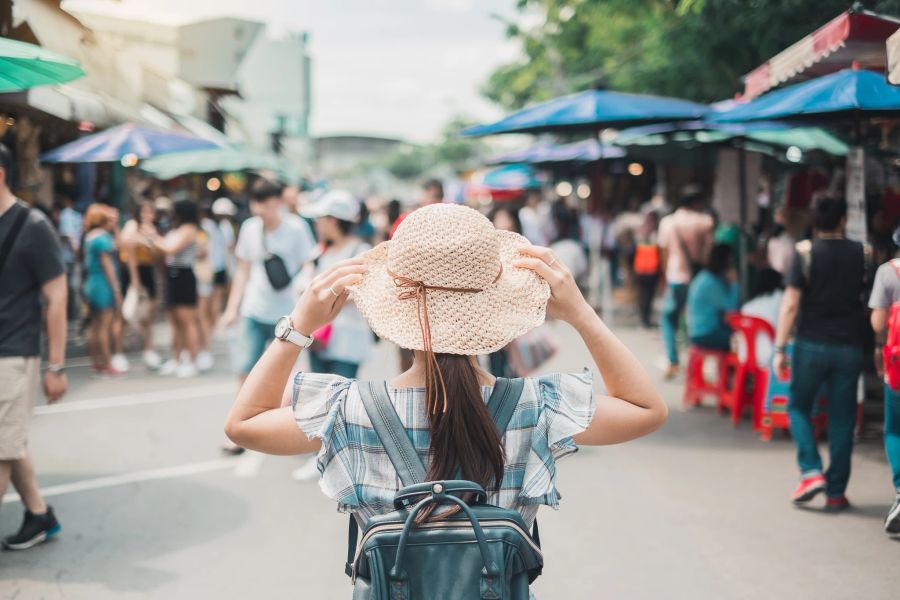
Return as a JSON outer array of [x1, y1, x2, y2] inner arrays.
[[274, 316, 314, 349]]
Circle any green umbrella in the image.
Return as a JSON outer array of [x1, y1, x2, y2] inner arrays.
[[140, 147, 287, 180], [614, 122, 848, 157], [0, 38, 85, 92]]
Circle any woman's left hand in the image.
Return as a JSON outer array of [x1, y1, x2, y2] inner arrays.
[[290, 257, 367, 335]]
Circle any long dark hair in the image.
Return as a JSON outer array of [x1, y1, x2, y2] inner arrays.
[[419, 353, 504, 522]]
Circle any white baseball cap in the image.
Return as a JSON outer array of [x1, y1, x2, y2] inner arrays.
[[211, 197, 237, 216], [301, 189, 360, 223]]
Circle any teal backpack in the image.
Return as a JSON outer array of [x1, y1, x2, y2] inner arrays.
[[347, 378, 544, 599]]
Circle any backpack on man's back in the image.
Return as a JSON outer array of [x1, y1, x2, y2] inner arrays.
[[882, 259, 900, 391]]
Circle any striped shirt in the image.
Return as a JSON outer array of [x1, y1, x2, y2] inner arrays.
[[292, 370, 596, 528]]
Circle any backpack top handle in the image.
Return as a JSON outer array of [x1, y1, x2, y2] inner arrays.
[[393, 479, 487, 510], [389, 485, 502, 600]]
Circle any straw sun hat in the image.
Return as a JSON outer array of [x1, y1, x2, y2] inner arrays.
[[349, 203, 551, 355]]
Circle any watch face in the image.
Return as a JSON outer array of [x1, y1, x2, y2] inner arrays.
[[275, 317, 290, 339]]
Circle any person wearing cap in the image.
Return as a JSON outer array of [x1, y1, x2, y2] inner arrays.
[[657, 184, 714, 379], [210, 196, 237, 301], [300, 190, 373, 379], [289, 190, 374, 481], [224, 204, 666, 595]]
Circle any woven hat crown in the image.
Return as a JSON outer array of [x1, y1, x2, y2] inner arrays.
[[388, 204, 500, 289]]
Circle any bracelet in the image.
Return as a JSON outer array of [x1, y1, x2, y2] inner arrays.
[[47, 362, 65, 373], [773, 346, 786, 354]]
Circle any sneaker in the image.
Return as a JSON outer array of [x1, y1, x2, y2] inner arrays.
[[196, 350, 214, 372], [2, 507, 60, 550], [110, 353, 130, 373], [143, 349, 162, 370], [824, 495, 851, 513], [221, 443, 245, 456], [159, 358, 178, 376], [291, 457, 320, 482], [175, 360, 198, 378], [791, 474, 826, 504], [885, 492, 900, 534]]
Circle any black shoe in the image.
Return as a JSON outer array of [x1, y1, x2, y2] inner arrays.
[[886, 493, 900, 535], [2, 507, 61, 550]]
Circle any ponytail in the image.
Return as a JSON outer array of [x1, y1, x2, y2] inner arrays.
[[418, 353, 504, 522]]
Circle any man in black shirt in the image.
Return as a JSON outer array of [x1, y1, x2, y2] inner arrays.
[[0, 143, 68, 549], [774, 196, 866, 512]]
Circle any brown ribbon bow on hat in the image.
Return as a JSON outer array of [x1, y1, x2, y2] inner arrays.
[[389, 267, 502, 413]]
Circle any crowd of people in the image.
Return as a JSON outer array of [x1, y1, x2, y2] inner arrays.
[[4, 126, 900, 552], [639, 184, 900, 535]]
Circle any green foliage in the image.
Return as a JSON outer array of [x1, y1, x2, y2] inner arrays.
[[382, 117, 486, 179], [484, 0, 900, 109]]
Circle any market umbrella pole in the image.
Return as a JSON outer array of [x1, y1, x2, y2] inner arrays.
[[738, 144, 749, 302]]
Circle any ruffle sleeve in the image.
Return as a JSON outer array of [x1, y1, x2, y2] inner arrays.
[[292, 372, 359, 513], [518, 369, 596, 509]]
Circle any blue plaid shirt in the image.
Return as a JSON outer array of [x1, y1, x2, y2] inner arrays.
[[293, 370, 595, 528]]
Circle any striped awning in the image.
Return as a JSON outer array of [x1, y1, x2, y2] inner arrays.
[[743, 9, 900, 99]]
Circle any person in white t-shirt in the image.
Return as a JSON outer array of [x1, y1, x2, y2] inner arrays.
[[221, 179, 315, 380]]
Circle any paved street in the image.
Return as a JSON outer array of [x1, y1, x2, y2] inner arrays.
[[1, 321, 898, 600]]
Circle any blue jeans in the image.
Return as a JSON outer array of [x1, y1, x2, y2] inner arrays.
[[788, 339, 863, 497], [308, 352, 360, 379], [661, 283, 689, 365], [241, 317, 276, 376], [884, 384, 900, 491]]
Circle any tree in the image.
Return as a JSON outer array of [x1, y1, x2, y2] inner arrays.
[[380, 116, 487, 180], [484, 1, 900, 109]]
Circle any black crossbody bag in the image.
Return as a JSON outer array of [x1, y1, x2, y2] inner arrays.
[[262, 225, 293, 290], [0, 203, 30, 279]]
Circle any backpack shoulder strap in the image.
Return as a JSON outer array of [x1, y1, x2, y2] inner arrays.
[[486, 377, 526, 438], [889, 258, 900, 280], [487, 376, 541, 548], [348, 381, 428, 579], [794, 239, 813, 283], [0, 203, 30, 277], [357, 380, 426, 486]]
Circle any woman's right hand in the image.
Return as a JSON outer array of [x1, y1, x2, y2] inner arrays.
[[514, 246, 593, 326], [290, 257, 368, 336]]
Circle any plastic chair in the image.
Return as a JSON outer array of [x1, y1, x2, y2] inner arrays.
[[720, 313, 775, 429], [683, 346, 733, 410], [759, 344, 828, 442]]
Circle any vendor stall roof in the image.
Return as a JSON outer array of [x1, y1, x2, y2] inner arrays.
[[743, 8, 900, 99]]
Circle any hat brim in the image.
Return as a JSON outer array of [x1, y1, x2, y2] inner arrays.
[[300, 205, 358, 222], [349, 230, 550, 355]]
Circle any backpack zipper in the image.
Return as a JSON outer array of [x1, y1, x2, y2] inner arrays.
[[351, 518, 542, 584]]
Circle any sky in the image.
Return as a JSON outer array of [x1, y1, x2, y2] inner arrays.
[[65, 0, 523, 143]]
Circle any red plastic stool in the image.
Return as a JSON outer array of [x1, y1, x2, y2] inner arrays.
[[720, 313, 775, 429], [759, 356, 829, 442], [683, 346, 733, 410]]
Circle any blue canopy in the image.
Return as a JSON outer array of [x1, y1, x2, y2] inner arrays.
[[463, 89, 710, 136], [41, 122, 222, 163], [713, 68, 900, 123], [480, 164, 542, 190], [487, 138, 625, 165]]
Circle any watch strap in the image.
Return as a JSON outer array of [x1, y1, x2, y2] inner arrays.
[[285, 328, 314, 348]]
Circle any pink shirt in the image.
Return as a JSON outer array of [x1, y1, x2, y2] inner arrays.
[[658, 209, 714, 284]]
